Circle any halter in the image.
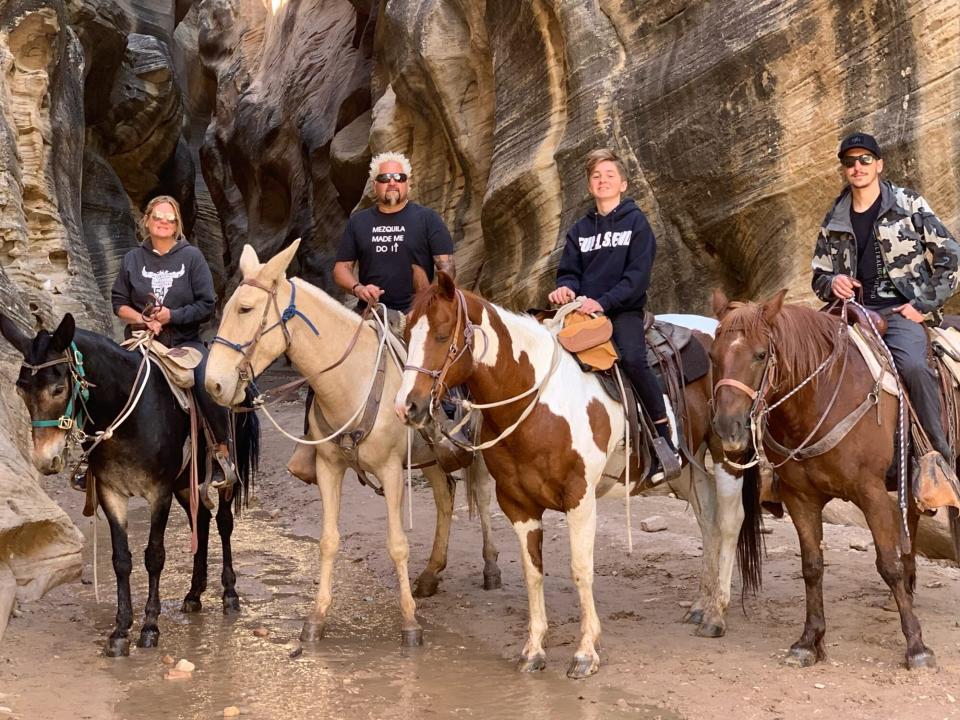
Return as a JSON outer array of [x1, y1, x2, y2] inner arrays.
[[403, 289, 484, 411], [212, 278, 320, 381], [25, 342, 92, 431]]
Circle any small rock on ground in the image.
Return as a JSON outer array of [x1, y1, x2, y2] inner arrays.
[[640, 516, 667, 533]]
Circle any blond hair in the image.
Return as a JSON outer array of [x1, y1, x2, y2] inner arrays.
[[585, 149, 627, 180], [140, 195, 185, 241]]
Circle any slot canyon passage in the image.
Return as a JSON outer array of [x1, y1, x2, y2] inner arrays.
[[1, 1, 959, 718]]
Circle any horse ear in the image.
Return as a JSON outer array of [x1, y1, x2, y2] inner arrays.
[[0, 314, 33, 357], [761, 288, 788, 324], [238, 244, 261, 279], [411, 264, 430, 294], [711, 288, 731, 319], [437, 270, 455, 300], [259, 238, 301, 283], [50, 314, 76, 353]]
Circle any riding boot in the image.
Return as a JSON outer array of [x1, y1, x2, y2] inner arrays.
[[210, 440, 239, 490], [71, 461, 88, 491]]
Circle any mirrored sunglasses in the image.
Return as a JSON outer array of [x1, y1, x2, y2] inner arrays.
[[150, 211, 177, 222], [374, 173, 408, 184]]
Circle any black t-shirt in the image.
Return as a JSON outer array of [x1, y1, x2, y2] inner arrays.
[[336, 202, 454, 311], [851, 193, 906, 308]]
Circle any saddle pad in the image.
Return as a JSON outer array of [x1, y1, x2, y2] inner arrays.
[[646, 324, 710, 384], [849, 325, 898, 395], [150, 358, 192, 412], [931, 327, 960, 387]]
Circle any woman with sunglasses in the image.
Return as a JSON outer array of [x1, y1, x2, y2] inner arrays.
[[111, 195, 236, 489], [812, 131, 960, 474]]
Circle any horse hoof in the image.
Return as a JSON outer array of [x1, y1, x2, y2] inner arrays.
[[907, 649, 937, 670], [783, 647, 817, 668], [517, 653, 546, 673], [137, 628, 160, 649], [222, 595, 241, 615], [300, 621, 325, 643], [682, 608, 704, 625], [483, 571, 502, 591], [413, 574, 440, 598], [181, 598, 202, 614], [566, 653, 600, 680], [695, 622, 726, 638], [401, 628, 423, 647], [105, 637, 130, 657]]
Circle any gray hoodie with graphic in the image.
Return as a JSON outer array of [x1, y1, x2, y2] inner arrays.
[[111, 239, 216, 347]]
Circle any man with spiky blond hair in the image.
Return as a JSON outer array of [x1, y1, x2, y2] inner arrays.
[[334, 151, 455, 312]]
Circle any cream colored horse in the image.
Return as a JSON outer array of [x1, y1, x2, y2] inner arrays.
[[204, 240, 500, 646]]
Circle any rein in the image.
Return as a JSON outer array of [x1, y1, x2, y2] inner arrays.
[[404, 290, 561, 452]]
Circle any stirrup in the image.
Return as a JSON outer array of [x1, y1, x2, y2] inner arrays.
[[71, 462, 88, 492], [210, 449, 238, 490], [647, 437, 681, 486]]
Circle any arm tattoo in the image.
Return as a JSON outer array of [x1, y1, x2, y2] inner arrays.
[[434, 254, 456, 279]]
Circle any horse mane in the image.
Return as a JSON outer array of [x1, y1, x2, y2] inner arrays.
[[409, 283, 551, 340], [721, 302, 840, 384]]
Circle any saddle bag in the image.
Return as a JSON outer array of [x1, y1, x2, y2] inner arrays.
[[557, 315, 618, 371]]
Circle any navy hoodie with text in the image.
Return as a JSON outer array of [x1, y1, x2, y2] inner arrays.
[[555, 198, 656, 314]]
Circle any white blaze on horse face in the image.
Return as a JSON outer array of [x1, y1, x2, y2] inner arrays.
[[396, 314, 430, 419]]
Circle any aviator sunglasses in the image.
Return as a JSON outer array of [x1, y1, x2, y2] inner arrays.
[[374, 172, 408, 184], [150, 211, 178, 222], [840, 154, 877, 168]]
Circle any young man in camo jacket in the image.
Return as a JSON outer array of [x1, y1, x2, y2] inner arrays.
[[811, 131, 960, 466]]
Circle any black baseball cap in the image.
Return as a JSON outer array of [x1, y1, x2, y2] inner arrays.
[[838, 132, 882, 159]]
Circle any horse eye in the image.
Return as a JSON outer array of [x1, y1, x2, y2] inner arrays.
[[238, 306, 253, 315], [754, 350, 767, 362], [435, 335, 449, 343], [51, 384, 67, 397]]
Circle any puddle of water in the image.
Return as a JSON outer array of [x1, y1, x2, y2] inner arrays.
[[85, 502, 681, 720]]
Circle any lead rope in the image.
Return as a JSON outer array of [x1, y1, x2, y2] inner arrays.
[[613, 366, 633, 554]]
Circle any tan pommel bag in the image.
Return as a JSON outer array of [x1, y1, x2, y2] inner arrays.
[[557, 314, 619, 371]]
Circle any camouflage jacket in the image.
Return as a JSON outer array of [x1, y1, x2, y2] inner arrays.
[[811, 180, 960, 321]]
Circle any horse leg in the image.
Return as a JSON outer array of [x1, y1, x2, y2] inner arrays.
[[98, 487, 134, 657], [859, 489, 935, 669], [413, 465, 455, 598], [565, 491, 602, 679], [504, 502, 547, 672], [670, 448, 719, 631], [901, 503, 920, 596], [138, 492, 173, 648], [473, 461, 502, 590], [781, 488, 827, 667], [699, 459, 745, 637], [381, 464, 422, 646], [216, 490, 240, 614], [301, 457, 345, 643], [174, 487, 211, 613]]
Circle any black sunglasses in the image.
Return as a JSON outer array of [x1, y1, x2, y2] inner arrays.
[[840, 154, 877, 168], [375, 172, 408, 184]]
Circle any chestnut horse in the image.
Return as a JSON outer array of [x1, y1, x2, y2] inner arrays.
[[395, 272, 756, 678], [710, 289, 937, 670], [204, 241, 501, 647]]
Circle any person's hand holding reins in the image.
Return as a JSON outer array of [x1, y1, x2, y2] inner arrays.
[[831, 274, 861, 300], [354, 283, 384, 306], [548, 286, 576, 305]]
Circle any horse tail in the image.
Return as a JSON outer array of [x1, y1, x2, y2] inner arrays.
[[465, 452, 484, 522], [303, 387, 314, 434], [232, 388, 261, 516], [736, 462, 764, 596]]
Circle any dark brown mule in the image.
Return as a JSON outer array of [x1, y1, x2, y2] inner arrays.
[[710, 289, 938, 670], [396, 272, 758, 678]]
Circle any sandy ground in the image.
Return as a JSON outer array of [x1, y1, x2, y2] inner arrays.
[[1, 397, 960, 720]]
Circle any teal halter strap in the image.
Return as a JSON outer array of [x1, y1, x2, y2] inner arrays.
[[29, 342, 91, 431]]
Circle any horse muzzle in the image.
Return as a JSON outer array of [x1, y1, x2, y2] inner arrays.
[[712, 414, 750, 455], [32, 434, 67, 475], [396, 394, 430, 429], [206, 372, 246, 408]]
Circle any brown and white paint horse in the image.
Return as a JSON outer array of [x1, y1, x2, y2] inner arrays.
[[396, 272, 755, 678], [204, 242, 501, 647]]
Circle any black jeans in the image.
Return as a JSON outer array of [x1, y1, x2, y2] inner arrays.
[[884, 313, 950, 456], [182, 340, 230, 445], [611, 310, 667, 421]]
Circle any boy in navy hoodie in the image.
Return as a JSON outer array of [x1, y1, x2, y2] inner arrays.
[[549, 149, 676, 480]]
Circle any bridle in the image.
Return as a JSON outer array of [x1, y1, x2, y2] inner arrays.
[[403, 289, 485, 412], [212, 277, 320, 383], [23, 342, 92, 432]]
